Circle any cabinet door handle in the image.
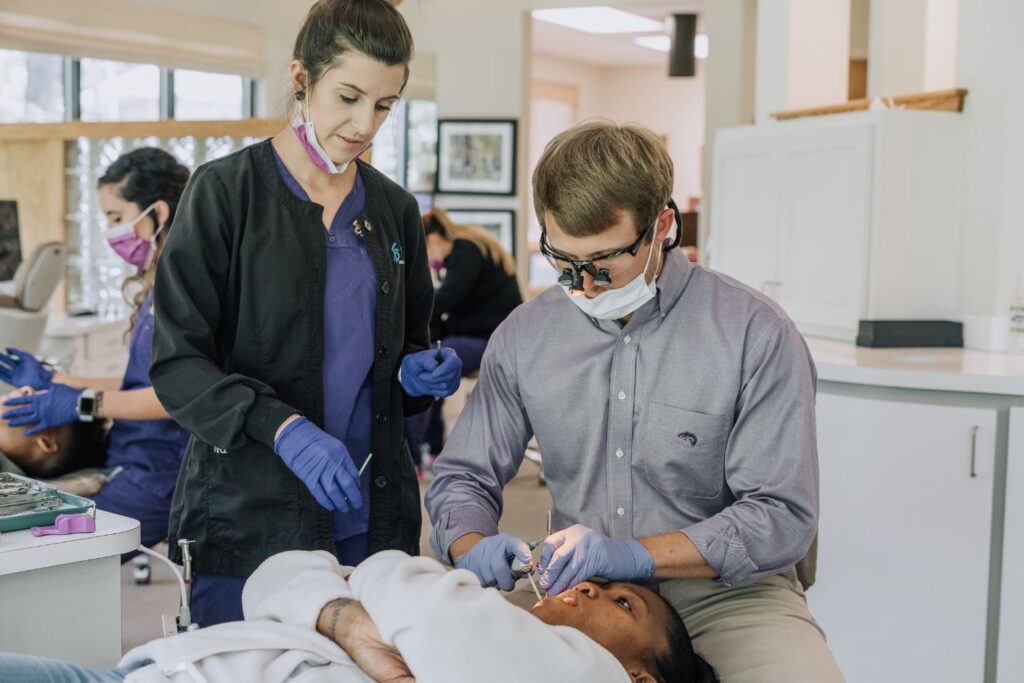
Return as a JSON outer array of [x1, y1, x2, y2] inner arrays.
[[969, 426, 979, 478]]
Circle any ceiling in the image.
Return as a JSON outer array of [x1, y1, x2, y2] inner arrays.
[[531, 2, 705, 67]]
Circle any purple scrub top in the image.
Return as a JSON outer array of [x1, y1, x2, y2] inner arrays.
[[271, 149, 375, 540]]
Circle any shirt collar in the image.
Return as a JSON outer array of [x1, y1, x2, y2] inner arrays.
[[652, 247, 694, 319]]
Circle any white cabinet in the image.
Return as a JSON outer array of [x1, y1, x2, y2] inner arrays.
[[809, 392, 996, 682], [710, 110, 963, 342], [998, 408, 1024, 682]]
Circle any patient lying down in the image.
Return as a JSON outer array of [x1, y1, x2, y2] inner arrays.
[[0, 387, 109, 496], [0, 550, 718, 683]]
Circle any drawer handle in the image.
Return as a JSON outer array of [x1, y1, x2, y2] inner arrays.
[[969, 426, 978, 478]]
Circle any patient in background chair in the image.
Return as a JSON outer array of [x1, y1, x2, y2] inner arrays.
[[0, 386, 110, 495], [0, 550, 718, 683]]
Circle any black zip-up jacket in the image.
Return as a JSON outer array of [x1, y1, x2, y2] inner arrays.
[[431, 239, 523, 340], [150, 140, 432, 576]]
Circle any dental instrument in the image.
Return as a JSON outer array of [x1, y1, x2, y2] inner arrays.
[[358, 452, 373, 476]]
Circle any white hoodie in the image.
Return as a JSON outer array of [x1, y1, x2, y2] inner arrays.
[[119, 550, 630, 683]]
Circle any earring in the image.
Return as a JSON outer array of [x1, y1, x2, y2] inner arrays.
[[295, 90, 306, 101]]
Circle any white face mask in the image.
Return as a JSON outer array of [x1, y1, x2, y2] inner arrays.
[[291, 96, 372, 175], [560, 227, 662, 320]]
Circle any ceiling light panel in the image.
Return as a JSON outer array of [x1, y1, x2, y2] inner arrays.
[[633, 35, 671, 52]]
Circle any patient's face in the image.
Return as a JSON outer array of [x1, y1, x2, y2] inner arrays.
[[531, 581, 672, 669], [0, 387, 65, 475]]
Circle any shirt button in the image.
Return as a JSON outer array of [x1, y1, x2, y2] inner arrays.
[[616, 506, 625, 517], [375, 411, 389, 424], [374, 476, 388, 488], [329, 236, 335, 243], [380, 281, 391, 295], [378, 346, 390, 360], [615, 448, 624, 458], [624, 335, 632, 344], [617, 391, 626, 400]]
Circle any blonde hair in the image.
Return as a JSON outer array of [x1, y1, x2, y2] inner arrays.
[[424, 209, 516, 276], [532, 119, 673, 237]]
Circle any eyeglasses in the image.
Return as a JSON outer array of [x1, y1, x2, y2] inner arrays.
[[540, 220, 656, 290]]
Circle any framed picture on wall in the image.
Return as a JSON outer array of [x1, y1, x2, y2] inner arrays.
[[435, 119, 517, 195], [445, 209, 516, 258]]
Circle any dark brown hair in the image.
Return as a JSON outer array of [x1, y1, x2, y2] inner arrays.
[[97, 147, 189, 340], [532, 120, 673, 237], [293, 0, 414, 92]]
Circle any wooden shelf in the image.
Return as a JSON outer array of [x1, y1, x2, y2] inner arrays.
[[772, 88, 967, 121]]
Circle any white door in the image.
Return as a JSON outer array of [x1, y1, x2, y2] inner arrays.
[[776, 124, 873, 340], [709, 131, 781, 295], [810, 392, 996, 682]]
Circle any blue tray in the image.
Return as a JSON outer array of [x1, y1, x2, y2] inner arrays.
[[0, 489, 95, 533]]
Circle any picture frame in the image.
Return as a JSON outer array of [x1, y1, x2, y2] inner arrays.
[[444, 209, 516, 258], [435, 119, 517, 195]]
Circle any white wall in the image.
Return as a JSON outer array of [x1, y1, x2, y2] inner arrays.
[[955, 0, 1024, 348], [530, 54, 704, 205]]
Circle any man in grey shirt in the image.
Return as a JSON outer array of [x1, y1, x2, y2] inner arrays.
[[425, 121, 843, 682]]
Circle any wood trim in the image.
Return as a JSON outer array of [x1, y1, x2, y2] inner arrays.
[[772, 88, 968, 121], [0, 118, 286, 141]]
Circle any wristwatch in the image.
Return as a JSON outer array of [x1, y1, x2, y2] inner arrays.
[[76, 389, 97, 422]]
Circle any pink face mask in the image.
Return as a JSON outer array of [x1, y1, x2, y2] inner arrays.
[[292, 97, 372, 174], [105, 203, 162, 270]]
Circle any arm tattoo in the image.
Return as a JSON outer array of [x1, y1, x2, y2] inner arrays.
[[328, 597, 357, 639]]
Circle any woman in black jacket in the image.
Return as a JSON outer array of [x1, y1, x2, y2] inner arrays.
[[406, 208, 522, 467], [150, 0, 461, 626]]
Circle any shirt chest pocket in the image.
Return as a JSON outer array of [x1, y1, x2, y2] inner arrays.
[[638, 402, 732, 499]]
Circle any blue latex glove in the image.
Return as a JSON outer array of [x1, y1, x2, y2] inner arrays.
[[1, 383, 81, 436], [399, 347, 462, 398], [455, 532, 533, 592], [274, 417, 363, 512], [538, 524, 655, 595], [0, 347, 55, 390]]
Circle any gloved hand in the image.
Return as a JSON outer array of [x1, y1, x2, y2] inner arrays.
[[1, 383, 81, 435], [274, 417, 362, 512], [538, 524, 655, 596], [454, 532, 533, 592], [0, 347, 55, 390], [399, 347, 462, 398]]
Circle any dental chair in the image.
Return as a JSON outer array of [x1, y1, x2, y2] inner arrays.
[[0, 242, 67, 354]]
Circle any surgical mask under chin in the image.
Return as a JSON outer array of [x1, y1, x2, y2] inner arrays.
[[292, 98, 372, 175], [560, 233, 661, 320], [105, 203, 162, 270]]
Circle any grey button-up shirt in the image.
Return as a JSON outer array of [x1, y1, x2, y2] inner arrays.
[[425, 250, 818, 586]]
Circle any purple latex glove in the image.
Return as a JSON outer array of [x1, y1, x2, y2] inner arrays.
[[399, 347, 462, 398], [274, 417, 362, 512], [2, 383, 81, 435], [454, 532, 533, 592], [538, 524, 655, 595], [0, 347, 55, 391]]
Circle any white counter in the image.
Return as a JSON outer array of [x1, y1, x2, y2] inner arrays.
[[0, 510, 140, 666], [806, 337, 1024, 396], [804, 336, 1024, 682]]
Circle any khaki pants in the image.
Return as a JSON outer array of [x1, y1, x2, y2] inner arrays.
[[658, 568, 845, 683]]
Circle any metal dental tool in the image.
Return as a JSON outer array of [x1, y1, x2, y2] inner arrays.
[[137, 538, 199, 633], [358, 452, 373, 477]]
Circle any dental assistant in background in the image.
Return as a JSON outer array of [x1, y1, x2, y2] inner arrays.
[[149, 0, 460, 628], [1, 147, 191, 550], [404, 208, 522, 467]]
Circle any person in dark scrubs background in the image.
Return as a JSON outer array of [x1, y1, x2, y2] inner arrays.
[[405, 208, 522, 470], [0, 147, 191, 549]]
